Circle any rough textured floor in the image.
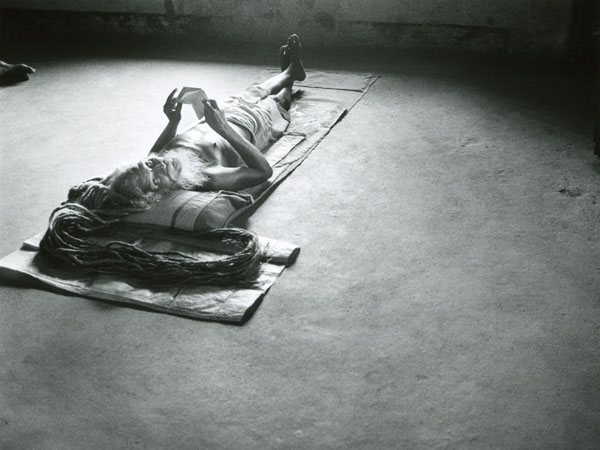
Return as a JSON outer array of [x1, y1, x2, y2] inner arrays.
[[1, 38, 599, 450]]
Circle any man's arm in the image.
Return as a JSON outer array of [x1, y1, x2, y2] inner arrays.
[[149, 121, 178, 154], [202, 100, 273, 191], [150, 122, 179, 153], [149, 89, 182, 154]]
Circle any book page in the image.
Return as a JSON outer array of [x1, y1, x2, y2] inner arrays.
[[177, 87, 209, 119]]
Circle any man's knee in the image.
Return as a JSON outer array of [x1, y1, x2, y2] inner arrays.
[[238, 85, 268, 103]]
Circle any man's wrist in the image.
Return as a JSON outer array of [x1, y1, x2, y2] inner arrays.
[[217, 123, 235, 138]]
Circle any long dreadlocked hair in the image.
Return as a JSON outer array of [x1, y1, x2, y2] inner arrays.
[[39, 184, 263, 287]]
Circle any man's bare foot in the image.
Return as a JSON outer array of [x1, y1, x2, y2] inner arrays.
[[0, 61, 35, 85], [283, 34, 306, 81]]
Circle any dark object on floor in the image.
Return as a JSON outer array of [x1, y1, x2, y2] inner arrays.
[[0, 60, 35, 85]]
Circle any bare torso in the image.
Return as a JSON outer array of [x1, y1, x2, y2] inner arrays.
[[159, 120, 253, 168]]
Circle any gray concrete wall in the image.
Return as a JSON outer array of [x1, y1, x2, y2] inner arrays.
[[0, 0, 575, 56]]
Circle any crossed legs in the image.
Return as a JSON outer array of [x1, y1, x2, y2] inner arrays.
[[253, 34, 305, 110]]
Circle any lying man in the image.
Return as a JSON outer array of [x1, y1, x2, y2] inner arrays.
[[70, 34, 306, 210]]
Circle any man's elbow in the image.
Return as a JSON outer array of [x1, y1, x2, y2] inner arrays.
[[255, 164, 272, 183], [262, 165, 273, 180]]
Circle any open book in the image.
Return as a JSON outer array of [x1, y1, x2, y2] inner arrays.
[[176, 87, 209, 119]]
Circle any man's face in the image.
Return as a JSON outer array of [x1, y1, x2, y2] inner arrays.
[[100, 148, 208, 208], [139, 155, 182, 193], [108, 155, 183, 205]]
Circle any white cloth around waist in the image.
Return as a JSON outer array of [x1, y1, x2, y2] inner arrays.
[[222, 86, 290, 150]]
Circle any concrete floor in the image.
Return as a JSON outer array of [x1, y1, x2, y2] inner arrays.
[[1, 38, 599, 450]]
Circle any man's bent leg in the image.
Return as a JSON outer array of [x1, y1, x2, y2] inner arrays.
[[256, 70, 295, 97], [257, 34, 305, 96], [220, 35, 301, 146], [238, 34, 305, 103]]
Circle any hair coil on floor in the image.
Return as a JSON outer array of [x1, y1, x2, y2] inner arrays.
[[39, 203, 263, 287]]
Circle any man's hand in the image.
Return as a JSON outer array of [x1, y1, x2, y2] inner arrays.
[[163, 88, 182, 123], [203, 99, 230, 136]]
